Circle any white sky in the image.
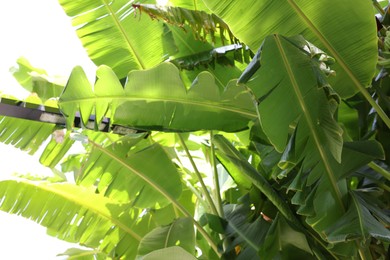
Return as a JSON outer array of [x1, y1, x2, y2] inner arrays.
[[0, 0, 96, 258]]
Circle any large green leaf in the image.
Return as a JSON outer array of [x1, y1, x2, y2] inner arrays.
[[238, 34, 348, 231], [213, 134, 300, 228], [133, 4, 239, 45], [0, 179, 157, 259], [202, 0, 377, 98], [137, 217, 195, 257], [58, 0, 166, 78], [79, 135, 182, 208], [59, 63, 256, 132]]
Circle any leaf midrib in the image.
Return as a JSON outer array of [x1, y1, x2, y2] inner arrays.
[[103, 0, 145, 69], [286, 0, 390, 128]]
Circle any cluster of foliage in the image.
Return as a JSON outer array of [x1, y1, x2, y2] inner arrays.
[[1, 0, 390, 259]]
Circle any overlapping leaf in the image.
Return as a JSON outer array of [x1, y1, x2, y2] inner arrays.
[[79, 135, 182, 208], [0, 116, 55, 155], [203, 0, 378, 98], [238, 35, 385, 247], [137, 217, 195, 258], [59, 62, 256, 132], [325, 190, 390, 243], [0, 179, 155, 259]]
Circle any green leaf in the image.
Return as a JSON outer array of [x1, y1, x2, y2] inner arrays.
[[203, 0, 377, 98], [59, 63, 256, 132], [165, 0, 209, 11], [39, 130, 75, 168], [240, 35, 343, 161], [325, 191, 390, 243], [137, 218, 195, 257], [213, 134, 300, 228], [223, 203, 271, 259], [259, 215, 313, 260], [58, 0, 166, 78], [80, 135, 182, 208], [238, 35, 350, 234], [57, 248, 109, 260], [139, 246, 197, 260], [0, 116, 55, 155], [133, 4, 239, 45], [0, 179, 156, 259], [10, 57, 65, 101]]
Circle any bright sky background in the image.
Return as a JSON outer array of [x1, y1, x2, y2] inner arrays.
[[0, 0, 96, 258]]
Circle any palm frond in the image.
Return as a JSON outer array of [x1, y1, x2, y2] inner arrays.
[[0, 179, 158, 259]]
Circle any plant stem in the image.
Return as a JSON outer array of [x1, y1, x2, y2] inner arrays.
[[372, 0, 385, 15], [177, 133, 219, 216], [368, 161, 390, 181], [90, 140, 221, 257], [210, 131, 224, 218]]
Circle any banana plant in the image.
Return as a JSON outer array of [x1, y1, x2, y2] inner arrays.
[[0, 0, 389, 259]]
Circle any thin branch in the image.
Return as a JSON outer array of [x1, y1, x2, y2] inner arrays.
[[177, 133, 220, 216], [209, 131, 224, 217]]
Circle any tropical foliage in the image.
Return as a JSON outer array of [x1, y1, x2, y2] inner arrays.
[[0, 0, 389, 259]]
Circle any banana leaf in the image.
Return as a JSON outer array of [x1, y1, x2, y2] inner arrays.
[[137, 217, 195, 257], [58, 0, 166, 78], [325, 190, 390, 243], [203, 0, 377, 98], [59, 63, 256, 132], [0, 179, 158, 259], [79, 135, 182, 208]]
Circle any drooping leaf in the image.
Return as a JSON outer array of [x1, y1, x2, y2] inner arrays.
[[58, 0, 166, 78], [79, 135, 182, 208], [325, 190, 390, 243], [238, 34, 349, 234], [223, 203, 271, 260], [132, 4, 239, 45], [259, 214, 313, 260], [137, 218, 195, 257], [10, 57, 65, 101], [59, 63, 256, 132], [0, 179, 157, 259], [0, 116, 55, 155], [203, 0, 378, 98]]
